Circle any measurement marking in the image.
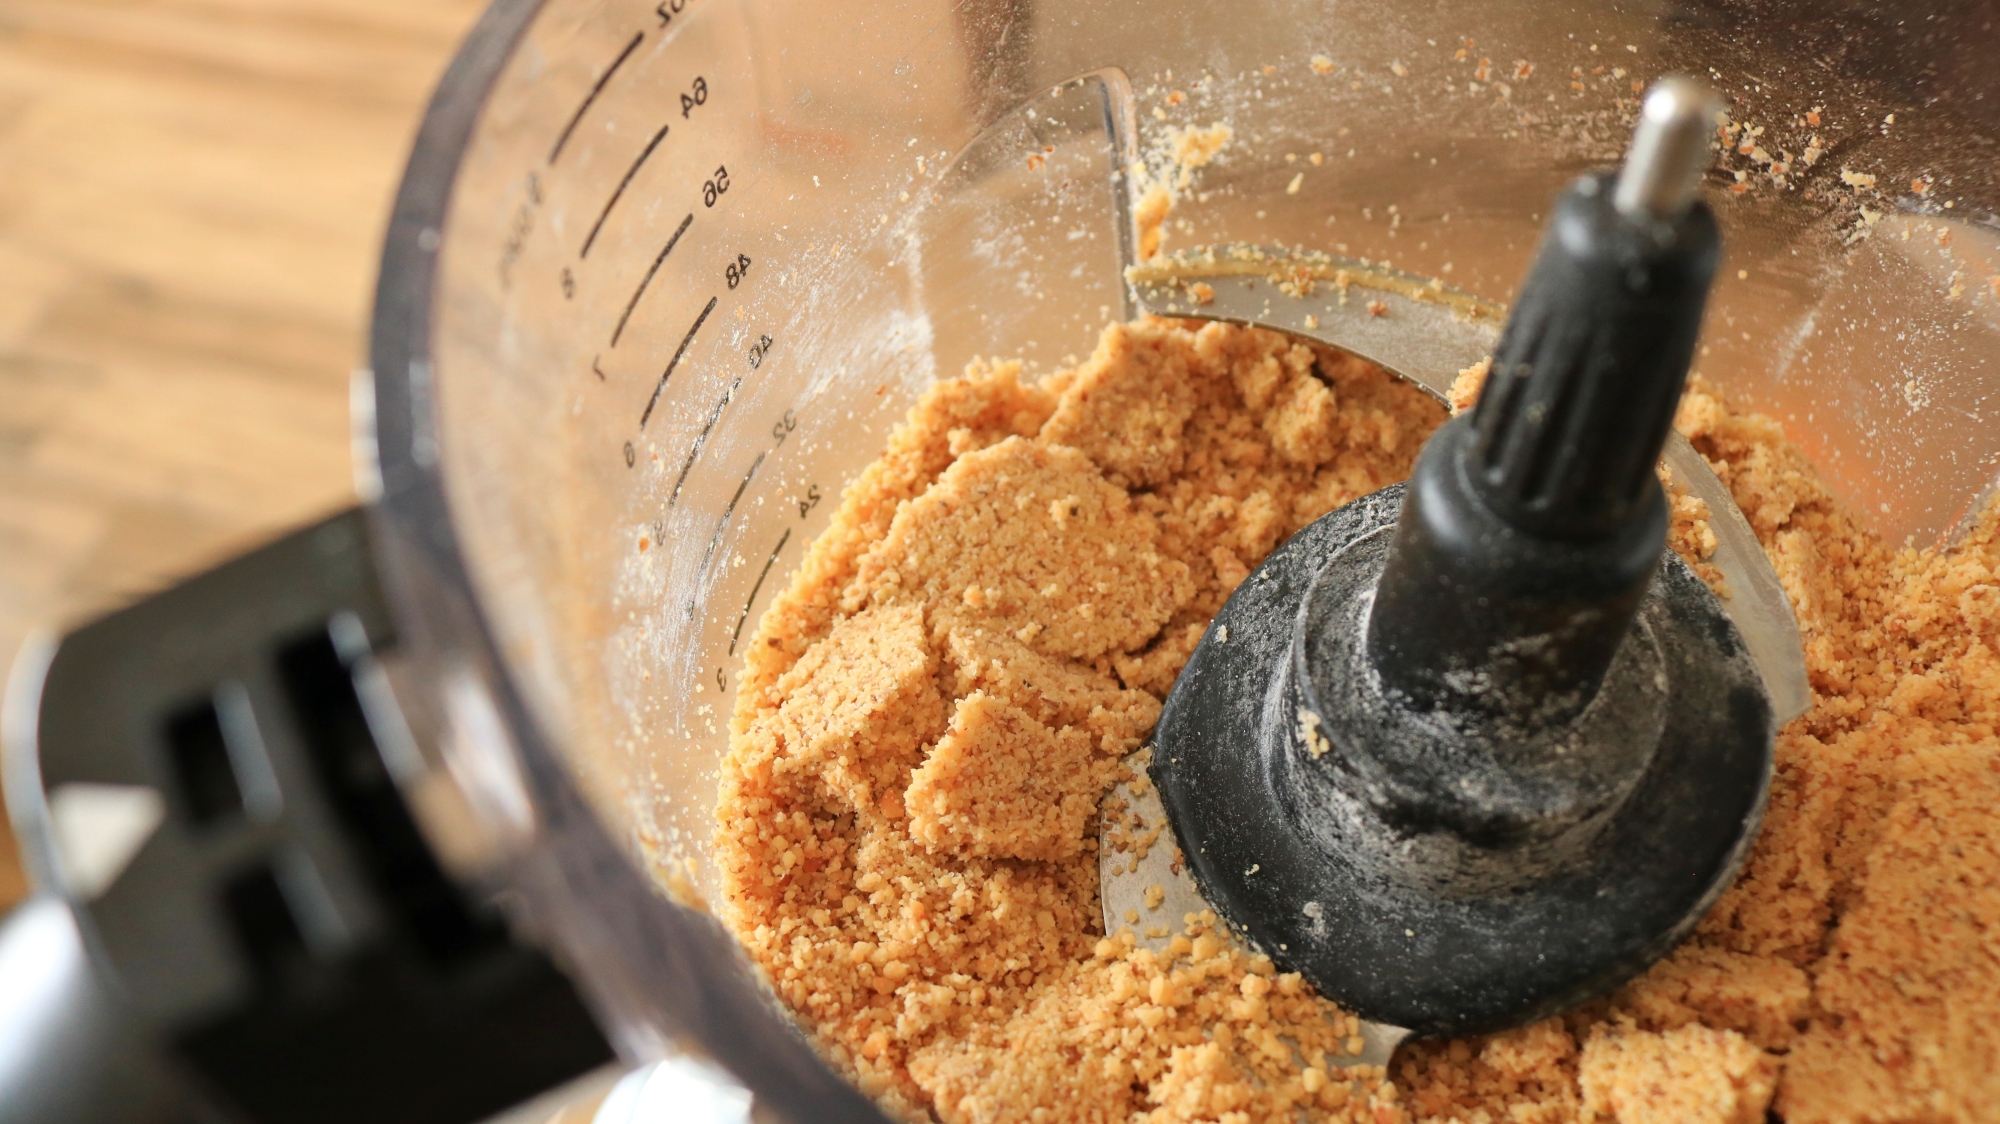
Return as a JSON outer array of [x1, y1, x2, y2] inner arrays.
[[581, 123, 670, 259], [724, 453, 767, 526], [548, 31, 644, 165], [730, 528, 793, 654], [612, 213, 694, 346], [638, 295, 718, 429], [670, 376, 741, 506], [688, 449, 768, 614], [593, 355, 607, 381]]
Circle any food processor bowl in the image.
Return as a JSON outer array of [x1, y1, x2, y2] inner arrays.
[[363, 0, 2000, 1109]]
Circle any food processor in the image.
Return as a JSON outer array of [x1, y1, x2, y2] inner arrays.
[[3, 0, 1996, 1121]]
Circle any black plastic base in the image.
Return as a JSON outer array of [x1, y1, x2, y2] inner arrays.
[[14, 509, 614, 1124], [1150, 486, 1774, 1037]]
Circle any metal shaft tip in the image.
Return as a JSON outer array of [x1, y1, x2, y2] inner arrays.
[[1613, 77, 1722, 220]]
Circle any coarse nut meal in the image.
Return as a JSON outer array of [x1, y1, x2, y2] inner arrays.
[[711, 314, 2000, 1124]]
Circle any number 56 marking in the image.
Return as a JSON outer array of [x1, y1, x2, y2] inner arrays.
[[702, 165, 730, 207]]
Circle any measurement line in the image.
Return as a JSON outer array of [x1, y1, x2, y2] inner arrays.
[[730, 528, 793, 654], [688, 450, 768, 616], [671, 377, 741, 506], [722, 453, 767, 528], [612, 213, 694, 346], [638, 296, 717, 429], [580, 123, 670, 259], [548, 31, 644, 165]]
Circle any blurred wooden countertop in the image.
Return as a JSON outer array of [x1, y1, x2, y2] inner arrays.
[[0, 0, 486, 906]]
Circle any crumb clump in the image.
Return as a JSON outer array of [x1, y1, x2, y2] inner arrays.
[[1579, 1022, 1776, 1124], [718, 317, 1442, 1121], [1134, 123, 1234, 260], [716, 318, 2000, 1122]]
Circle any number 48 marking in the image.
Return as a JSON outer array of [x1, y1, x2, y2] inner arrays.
[[726, 252, 751, 289]]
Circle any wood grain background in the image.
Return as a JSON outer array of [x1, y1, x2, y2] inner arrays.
[[0, 0, 486, 907]]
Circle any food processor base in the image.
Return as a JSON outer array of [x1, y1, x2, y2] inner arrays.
[[1, 509, 616, 1124]]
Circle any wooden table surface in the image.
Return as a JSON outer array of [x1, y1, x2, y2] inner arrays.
[[0, 0, 486, 906]]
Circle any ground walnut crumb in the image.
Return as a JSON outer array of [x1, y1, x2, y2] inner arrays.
[[1578, 1021, 1776, 1124], [718, 316, 1440, 1121], [715, 317, 2000, 1121]]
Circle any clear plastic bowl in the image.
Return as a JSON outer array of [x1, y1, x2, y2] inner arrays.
[[362, 0, 2000, 1111]]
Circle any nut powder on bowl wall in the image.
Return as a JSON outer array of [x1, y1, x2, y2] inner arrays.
[[708, 314, 2000, 1124]]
